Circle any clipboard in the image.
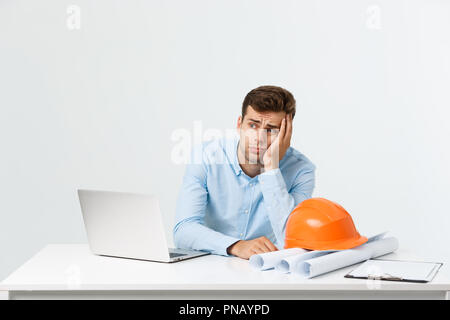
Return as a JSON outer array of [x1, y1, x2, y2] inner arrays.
[[344, 258, 444, 283]]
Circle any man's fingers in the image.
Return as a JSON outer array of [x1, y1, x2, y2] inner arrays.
[[248, 249, 260, 259], [245, 238, 278, 258], [263, 239, 278, 252], [259, 242, 274, 253], [257, 237, 278, 252], [285, 114, 293, 143], [250, 247, 265, 257], [255, 244, 271, 253], [279, 117, 286, 139]]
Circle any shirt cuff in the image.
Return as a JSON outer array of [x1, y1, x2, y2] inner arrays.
[[221, 236, 241, 257]]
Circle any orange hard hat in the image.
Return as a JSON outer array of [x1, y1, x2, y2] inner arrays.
[[284, 198, 368, 250]]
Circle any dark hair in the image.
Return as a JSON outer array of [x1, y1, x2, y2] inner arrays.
[[242, 85, 296, 120]]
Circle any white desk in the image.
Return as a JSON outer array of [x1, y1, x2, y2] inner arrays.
[[1, 244, 449, 300]]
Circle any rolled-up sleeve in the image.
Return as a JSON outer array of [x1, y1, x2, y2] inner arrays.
[[172, 145, 241, 256], [258, 165, 316, 249]]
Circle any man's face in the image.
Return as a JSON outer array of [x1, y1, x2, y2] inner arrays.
[[237, 105, 286, 165]]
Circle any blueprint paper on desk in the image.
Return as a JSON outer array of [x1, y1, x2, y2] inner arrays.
[[275, 231, 391, 274], [345, 259, 443, 283], [249, 231, 389, 272], [249, 248, 308, 270], [292, 237, 399, 278], [366, 231, 389, 243], [275, 249, 336, 273]]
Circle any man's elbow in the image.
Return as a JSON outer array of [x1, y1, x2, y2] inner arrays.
[[173, 219, 196, 249], [172, 222, 184, 249]]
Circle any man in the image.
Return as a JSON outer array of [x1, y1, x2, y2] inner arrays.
[[173, 85, 316, 260]]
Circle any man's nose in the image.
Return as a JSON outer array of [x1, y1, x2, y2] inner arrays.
[[256, 129, 269, 145]]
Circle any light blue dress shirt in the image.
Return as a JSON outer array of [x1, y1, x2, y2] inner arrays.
[[173, 135, 316, 256]]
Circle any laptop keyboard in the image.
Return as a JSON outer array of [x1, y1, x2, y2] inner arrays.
[[169, 252, 187, 258]]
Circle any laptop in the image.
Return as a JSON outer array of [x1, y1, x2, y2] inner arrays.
[[77, 189, 210, 263]]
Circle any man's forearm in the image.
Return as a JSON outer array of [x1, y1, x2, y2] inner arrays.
[[174, 220, 241, 256], [258, 168, 312, 247]]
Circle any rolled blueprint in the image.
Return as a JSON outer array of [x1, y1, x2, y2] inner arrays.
[[292, 237, 399, 278], [274, 231, 389, 274], [275, 249, 336, 273], [249, 248, 308, 270]]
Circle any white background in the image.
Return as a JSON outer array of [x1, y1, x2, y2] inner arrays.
[[1, 0, 449, 281]]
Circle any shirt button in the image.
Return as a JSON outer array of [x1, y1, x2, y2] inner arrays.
[[240, 233, 243, 237], [244, 210, 249, 214]]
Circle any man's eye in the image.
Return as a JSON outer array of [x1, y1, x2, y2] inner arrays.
[[249, 123, 256, 128]]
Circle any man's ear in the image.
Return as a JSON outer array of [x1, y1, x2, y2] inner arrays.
[[237, 115, 242, 130]]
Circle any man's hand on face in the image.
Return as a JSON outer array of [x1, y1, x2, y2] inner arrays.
[[262, 113, 293, 172], [227, 236, 279, 260]]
